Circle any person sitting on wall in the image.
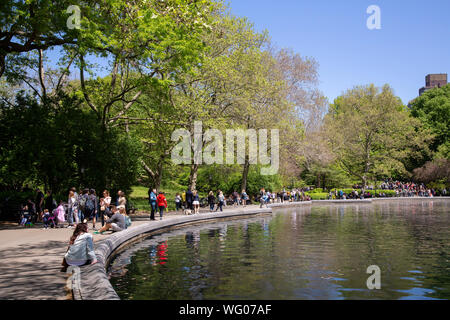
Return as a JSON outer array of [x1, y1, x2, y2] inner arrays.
[[61, 222, 97, 272], [94, 205, 125, 234]]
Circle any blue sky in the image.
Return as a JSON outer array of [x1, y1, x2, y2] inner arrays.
[[228, 0, 450, 104]]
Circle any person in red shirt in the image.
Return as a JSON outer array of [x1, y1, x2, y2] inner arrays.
[[156, 192, 168, 220]]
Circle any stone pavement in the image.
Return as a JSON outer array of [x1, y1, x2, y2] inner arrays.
[[0, 217, 179, 300]]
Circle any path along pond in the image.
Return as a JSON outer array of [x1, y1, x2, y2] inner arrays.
[[109, 200, 449, 300]]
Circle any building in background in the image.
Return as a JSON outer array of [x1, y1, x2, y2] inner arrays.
[[419, 74, 448, 96]]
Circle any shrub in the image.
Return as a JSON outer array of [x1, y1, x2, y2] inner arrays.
[[305, 192, 329, 200]]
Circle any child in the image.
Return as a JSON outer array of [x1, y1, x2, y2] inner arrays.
[[156, 192, 168, 220], [20, 205, 32, 227], [54, 201, 66, 228], [175, 193, 182, 211], [42, 209, 51, 229]]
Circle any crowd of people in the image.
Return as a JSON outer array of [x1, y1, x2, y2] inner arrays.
[[159, 187, 314, 213], [17, 178, 448, 230], [18, 188, 131, 233], [156, 180, 448, 213], [379, 180, 446, 197]]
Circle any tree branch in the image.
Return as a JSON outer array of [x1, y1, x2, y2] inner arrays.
[[79, 55, 99, 115]]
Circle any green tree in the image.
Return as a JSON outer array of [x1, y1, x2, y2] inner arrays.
[[324, 84, 430, 191], [410, 84, 450, 159], [0, 91, 142, 195]]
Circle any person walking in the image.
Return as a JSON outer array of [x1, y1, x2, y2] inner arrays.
[[216, 191, 224, 212], [85, 189, 98, 230], [70, 188, 80, 224], [175, 193, 182, 211], [241, 190, 249, 207], [232, 191, 240, 207], [192, 190, 200, 214], [208, 191, 216, 212], [35, 188, 44, 221], [156, 192, 168, 220], [260, 192, 268, 208], [148, 188, 157, 221], [99, 190, 111, 227], [186, 189, 193, 211], [181, 191, 186, 209], [67, 190, 76, 228]]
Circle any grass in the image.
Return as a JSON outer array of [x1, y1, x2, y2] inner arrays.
[[129, 183, 190, 212]]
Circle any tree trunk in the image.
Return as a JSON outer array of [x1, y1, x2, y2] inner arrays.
[[362, 176, 367, 194], [154, 162, 163, 191], [189, 164, 199, 191], [0, 55, 5, 79], [241, 154, 250, 192], [38, 49, 46, 100]]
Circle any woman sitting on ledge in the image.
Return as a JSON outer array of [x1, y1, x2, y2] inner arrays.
[[94, 206, 126, 234], [61, 223, 97, 272]]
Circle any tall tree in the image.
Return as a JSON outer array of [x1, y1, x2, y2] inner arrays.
[[409, 83, 450, 159], [324, 84, 429, 191]]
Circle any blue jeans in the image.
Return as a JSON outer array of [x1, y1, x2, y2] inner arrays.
[[150, 202, 156, 220], [67, 208, 74, 225], [210, 203, 215, 211], [158, 206, 165, 219], [78, 209, 84, 223]]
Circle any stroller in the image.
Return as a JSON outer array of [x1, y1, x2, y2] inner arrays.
[[43, 210, 57, 229]]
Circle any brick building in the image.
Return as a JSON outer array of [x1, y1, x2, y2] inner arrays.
[[419, 74, 448, 96]]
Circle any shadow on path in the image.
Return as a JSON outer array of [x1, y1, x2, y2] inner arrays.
[[0, 240, 70, 300]]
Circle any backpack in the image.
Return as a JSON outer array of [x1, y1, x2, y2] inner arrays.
[[86, 195, 95, 211], [79, 195, 87, 211], [125, 216, 132, 229]]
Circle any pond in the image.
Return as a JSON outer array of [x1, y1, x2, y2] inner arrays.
[[108, 200, 450, 300]]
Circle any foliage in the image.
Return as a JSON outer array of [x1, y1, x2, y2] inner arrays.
[[0, 91, 142, 194], [324, 84, 431, 190], [413, 159, 450, 186], [409, 84, 450, 157]]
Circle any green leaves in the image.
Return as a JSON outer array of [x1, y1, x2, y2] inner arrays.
[[324, 84, 430, 185], [410, 84, 450, 156]]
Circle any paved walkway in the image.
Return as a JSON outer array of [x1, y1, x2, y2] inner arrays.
[[0, 205, 261, 300]]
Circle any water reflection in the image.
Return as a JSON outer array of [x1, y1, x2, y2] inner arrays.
[[109, 200, 450, 300]]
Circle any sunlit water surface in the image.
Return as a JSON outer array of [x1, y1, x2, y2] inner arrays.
[[109, 200, 449, 300]]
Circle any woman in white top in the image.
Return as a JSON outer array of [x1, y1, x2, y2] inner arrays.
[[100, 190, 112, 227], [61, 223, 97, 272], [117, 190, 127, 207], [68, 190, 78, 225]]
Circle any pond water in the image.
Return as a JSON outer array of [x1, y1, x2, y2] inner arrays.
[[109, 200, 450, 300]]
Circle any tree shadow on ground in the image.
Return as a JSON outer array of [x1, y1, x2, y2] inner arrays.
[[0, 240, 70, 300]]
